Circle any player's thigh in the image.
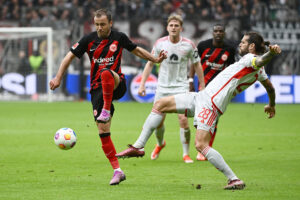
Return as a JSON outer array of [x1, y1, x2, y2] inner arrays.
[[110, 70, 120, 89], [174, 92, 196, 117], [153, 95, 177, 113]]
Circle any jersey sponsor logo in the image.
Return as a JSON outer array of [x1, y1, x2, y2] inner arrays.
[[109, 44, 117, 52], [130, 74, 158, 103], [93, 56, 115, 65], [168, 53, 179, 64], [206, 61, 224, 70], [221, 54, 228, 61], [72, 42, 79, 50]]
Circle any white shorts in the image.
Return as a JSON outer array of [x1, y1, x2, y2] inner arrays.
[[194, 91, 220, 133], [174, 92, 197, 117], [154, 88, 188, 103]]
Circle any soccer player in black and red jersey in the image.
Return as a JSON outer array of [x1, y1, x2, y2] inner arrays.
[[49, 9, 166, 185], [189, 24, 236, 161]]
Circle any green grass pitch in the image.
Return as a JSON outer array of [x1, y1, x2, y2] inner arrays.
[[0, 101, 300, 200]]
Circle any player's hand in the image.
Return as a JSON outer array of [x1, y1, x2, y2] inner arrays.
[[269, 45, 281, 55], [156, 50, 167, 63], [264, 105, 275, 118], [138, 85, 146, 96], [49, 77, 61, 90], [189, 82, 195, 92]]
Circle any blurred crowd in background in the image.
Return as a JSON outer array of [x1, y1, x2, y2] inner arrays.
[[1, 0, 299, 30]]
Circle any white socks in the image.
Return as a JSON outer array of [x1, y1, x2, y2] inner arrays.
[[133, 110, 164, 148], [180, 128, 190, 156], [203, 146, 238, 181]]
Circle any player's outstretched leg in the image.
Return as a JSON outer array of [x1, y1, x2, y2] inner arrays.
[[116, 109, 164, 158], [195, 130, 245, 190], [197, 122, 218, 161]]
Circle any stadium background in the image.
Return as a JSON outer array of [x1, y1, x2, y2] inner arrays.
[[0, 0, 299, 103]]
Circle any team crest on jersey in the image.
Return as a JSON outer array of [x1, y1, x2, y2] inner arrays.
[[72, 42, 79, 50], [221, 54, 228, 61], [93, 109, 97, 116], [109, 44, 117, 52]]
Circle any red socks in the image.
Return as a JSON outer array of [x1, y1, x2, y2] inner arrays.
[[101, 70, 115, 111], [99, 133, 119, 169]]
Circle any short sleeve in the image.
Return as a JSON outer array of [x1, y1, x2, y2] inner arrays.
[[190, 46, 200, 64], [257, 67, 268, 81], [119, 32, 137, 51], [70, 35, 89, 58]]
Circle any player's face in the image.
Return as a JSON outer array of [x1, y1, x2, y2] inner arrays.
[[167, 20, 182, 38], [212, 26, 225, 42], [94, 15, 112, 38], [239, 35, 250, 56]]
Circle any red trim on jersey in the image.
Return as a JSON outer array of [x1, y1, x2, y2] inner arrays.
[[211, 67, 256, 114], [90, 39, 109, 89], [208, 48, 222, 63], [236, 74, 258, 92], [201, 48, 211, 61], [87, 41, 95, 56]]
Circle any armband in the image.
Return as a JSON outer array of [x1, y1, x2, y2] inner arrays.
[[252, 57, 259, 70], [188, 78, 194, 83]]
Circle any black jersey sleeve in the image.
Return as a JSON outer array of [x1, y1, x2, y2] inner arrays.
[[70, 35, 89, 58], [119, 32, 137, 52]]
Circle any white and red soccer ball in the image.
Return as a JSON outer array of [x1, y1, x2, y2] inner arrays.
[[54, 128, 77, 150]]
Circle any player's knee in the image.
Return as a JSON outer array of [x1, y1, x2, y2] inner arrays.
[[153, 99, 164, 111], [195, 141, 206, 152], [178, 115, 188, 127], [100, 69, 114, 79]]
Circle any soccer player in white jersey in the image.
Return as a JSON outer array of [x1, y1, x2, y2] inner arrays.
[[131, 14, 205, 163], [116, 32, 281, 189]]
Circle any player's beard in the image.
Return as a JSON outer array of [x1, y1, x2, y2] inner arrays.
[[239, 48, 249, 56]]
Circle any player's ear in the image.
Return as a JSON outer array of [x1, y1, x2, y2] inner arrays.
[[110, 20, 113, 28], [249, 43, 255, 52]]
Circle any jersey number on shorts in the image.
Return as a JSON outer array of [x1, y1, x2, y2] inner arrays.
[[197, 108, 217, 126]]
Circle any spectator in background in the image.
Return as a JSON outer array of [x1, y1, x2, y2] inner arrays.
[[17, 50, 31, 75], [29, 50, 44, 74]]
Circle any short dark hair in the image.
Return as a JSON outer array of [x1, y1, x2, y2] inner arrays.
[[94, 9, 112, 22], [244, 31, 270, 55], [213, 24, 225, 31]]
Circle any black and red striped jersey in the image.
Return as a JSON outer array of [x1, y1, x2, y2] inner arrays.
[[197, 39, 236, 86], [70, 30, 137, 91]]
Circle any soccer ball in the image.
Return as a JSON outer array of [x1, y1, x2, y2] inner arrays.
[[54, 128, 77, 150]]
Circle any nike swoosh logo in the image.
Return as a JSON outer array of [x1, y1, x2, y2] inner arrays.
[[90, 48, 97, 51], [205, 54, 211, 57]]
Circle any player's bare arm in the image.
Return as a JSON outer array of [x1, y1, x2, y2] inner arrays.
[[193, 62, 205, 91], [261, 79, 276, 118], [255, 44, 281, 68], [49, 51, 76, 90], [132, 47, 167, 63], [188, 65, 196, 91], [138, 61, 154, 96]]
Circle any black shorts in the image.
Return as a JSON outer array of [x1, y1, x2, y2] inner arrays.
[[90, 77, 127, 121]]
